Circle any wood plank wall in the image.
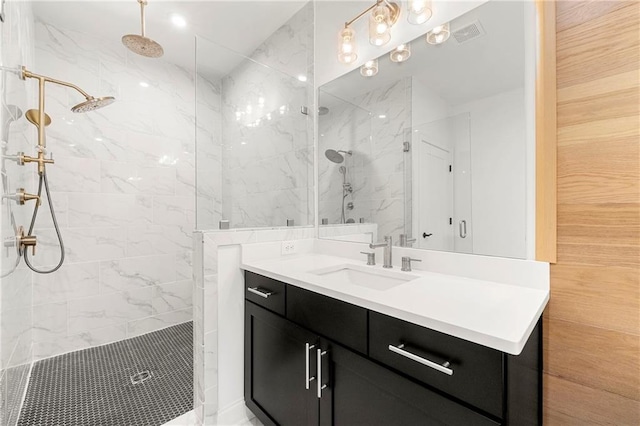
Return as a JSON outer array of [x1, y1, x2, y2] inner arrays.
[[545, 1, 640, 424]]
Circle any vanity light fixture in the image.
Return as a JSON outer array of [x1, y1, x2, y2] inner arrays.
[[407, 0, 432, 25], [337, 0, 399, 63], [337, 27, 358, 64], [390, 43, 411, 62], [426, 22, 451, 45], [360, 59, 379, 77]]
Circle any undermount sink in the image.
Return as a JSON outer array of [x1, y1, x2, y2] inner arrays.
[[310, 264, 419, 291]]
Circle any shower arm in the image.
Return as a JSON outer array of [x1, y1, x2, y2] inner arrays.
[[20, 66, 92, 153]]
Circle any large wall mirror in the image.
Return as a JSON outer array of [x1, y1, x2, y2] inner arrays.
[[318, 0, 537, 259]]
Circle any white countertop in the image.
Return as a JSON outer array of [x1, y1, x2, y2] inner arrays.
[[241, 250, 548, 355]]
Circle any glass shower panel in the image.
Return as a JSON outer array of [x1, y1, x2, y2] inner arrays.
[[195, 35, 313, 230], [412, 113, 472, 253], [317, 90, 372, 225]]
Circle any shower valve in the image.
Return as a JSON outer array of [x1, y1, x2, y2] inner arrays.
[[17, 188, 41, 206], [16, 226, 36, 256]]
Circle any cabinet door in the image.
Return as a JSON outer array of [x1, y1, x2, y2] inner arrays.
[[319, 339, 500, 426], [245, 301, 319, 426]]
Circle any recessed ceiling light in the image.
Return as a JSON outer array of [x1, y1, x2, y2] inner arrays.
[[297, 75, 308, 82], [171, 14, 187, 28], [139, 81, 149, 88], [378, 114, 387, 119]]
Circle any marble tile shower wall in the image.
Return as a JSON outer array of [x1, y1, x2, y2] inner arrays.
[[319, 78, 411, 238], [195, 74, 222, 230], [352, 78, 411, 239], [220, 3, 314, 229], [318, 94, 372, 224], [1, 1, 36, 423], [29, 20, 195, 360]]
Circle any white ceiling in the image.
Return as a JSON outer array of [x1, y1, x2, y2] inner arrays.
[[320, 0, 525, 106], [32, 1, 307, 78]]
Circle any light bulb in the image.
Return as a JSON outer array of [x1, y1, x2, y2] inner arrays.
[[426, 22, 450, 45], [338, 27, 358, 64], [369, 4, 391, 46], [360, 59, 378, 77], [407, 0, 432, 25], [411, 0, 426, 13], [390, 43, 411, 63]]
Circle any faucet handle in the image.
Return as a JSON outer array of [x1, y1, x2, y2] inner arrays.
[[401, 256, 421, 272], [360, 251, 375, 266]]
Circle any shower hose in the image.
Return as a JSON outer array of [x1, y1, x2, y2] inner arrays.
[[23, 171, 65, 274]]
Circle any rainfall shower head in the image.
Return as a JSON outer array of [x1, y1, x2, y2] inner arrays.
[[318, 106, 329, 116], [71, 96, 116, 113], [122, 0, 164, 58], [325, 149, 352, 164]]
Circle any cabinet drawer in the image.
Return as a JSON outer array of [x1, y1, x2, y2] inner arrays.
[[369, 311, 504, 418], [245, 272, 286, 316], [287, 285, 368, 354]]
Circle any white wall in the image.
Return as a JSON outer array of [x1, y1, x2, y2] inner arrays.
[[453, 88, 527, 259]]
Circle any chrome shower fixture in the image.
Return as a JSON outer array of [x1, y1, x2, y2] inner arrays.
[[122, 0, 164, 58], [325, 149, 352, 164]]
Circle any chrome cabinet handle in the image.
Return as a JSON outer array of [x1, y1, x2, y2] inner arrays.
[[388, 343, 454, 376], [247, 287, 272, 298], [305, 343, 316, 390], [459, 220, 467, 239], [317, 348, 328, 398]]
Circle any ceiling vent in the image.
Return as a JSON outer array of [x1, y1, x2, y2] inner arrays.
[[452, 20, 486, 45]]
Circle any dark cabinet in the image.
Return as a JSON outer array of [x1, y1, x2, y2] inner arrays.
[[245, 301, 318, 426], [318, 338, 500, 426], [244, 271, 541, 426]]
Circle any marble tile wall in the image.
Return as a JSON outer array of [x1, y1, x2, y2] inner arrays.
[[319, 78, 411, 240], [318, 91, 372, 224], [218, 3, 314, 229], [196, 74, 222, 230], [29, 20, 195, 360], [1, 1, 36, 423]]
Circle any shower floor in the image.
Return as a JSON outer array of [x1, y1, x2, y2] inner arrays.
[[18, 322, 193, 426]]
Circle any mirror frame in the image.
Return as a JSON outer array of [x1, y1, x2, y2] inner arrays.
[[535, 0, 557, 263]]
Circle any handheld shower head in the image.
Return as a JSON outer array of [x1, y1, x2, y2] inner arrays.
[[71, 96, 116, 113]]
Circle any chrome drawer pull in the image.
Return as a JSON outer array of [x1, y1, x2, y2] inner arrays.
[[305, 343, 316, 390], [388, 343, 454, 376], [247, 287, 272, 298], [317, 349, 328, 398]]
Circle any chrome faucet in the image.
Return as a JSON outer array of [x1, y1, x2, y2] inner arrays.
[[399, 233, 416, 247], [370, 236, 393, 268]]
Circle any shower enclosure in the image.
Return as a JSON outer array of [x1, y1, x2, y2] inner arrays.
[[317, 90, 372, 225], [195, 35, 314, 231]]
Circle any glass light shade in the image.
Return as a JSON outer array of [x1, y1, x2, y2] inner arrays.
[[369, 5, 391, 46], [360, 59, 378, 77], [338, 27, 358, 64], [390, 43, 411, 63], [407, 0, 432, 25], [426, 22, 451, 45]]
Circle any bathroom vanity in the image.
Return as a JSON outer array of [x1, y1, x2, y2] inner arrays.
[[241, 241, 547, 426]]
